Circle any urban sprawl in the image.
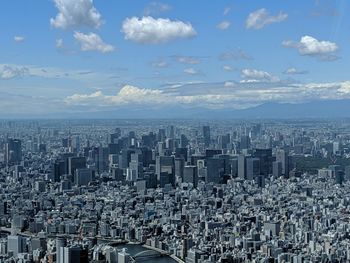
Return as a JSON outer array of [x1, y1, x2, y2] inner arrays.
[[1, 119, 350, 263]]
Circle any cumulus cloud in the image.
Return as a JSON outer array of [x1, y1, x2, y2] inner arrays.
[[144, 2, 171, 16], [74, 32, 114, 53], [65, 84, 242, 108], [121, 16, 196, 44], [339, 81, 350, 94], [0, 65, 29, 79], [246, 8, 288, 29], [216, 21, 231, 30], [223, 65, 234, 72], [50, 0, 103, 29], [184, 68, 198, 75], [65, 85, 166, 106], [241, 68, 279, 82], [284, 67, 308, 75], [14, 36, 25, 43], [283, 35, 338, 59], [63, 81, 350, 110]]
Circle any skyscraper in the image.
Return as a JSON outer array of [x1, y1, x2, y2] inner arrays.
[[183, 165, 198, 187], [203, 126, 210, 147], [254, 148, 273, 176], [240, 135, 251, 150], [238, 155, 246, 179], [5, 139, 22, 165], [206, 158, 225, 184], [276, 149, 290, 176], [246, 157, 260, 180], [156, 156, 175, 187], [68, 157, 86, 177]]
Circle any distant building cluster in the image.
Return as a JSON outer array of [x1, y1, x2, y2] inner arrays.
[[1, 119, 350, 262]]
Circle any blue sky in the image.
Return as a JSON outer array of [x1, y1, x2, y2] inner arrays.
[[0, 0, 350, 116]]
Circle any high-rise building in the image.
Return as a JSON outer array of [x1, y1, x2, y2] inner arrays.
[[203, 126, 211, 147], [60, 245, 88, 263], [7, 235, 25, 257], [168, 125, 175, 139], [206, 158, 225, 184], [53, 160, 67, 182], [183, 165, 198, 187], [246, 157, 260, 180], [68, 157, 86, 176], [156, 156, 175, 187], [175, 157, 185, 181], [273, 161, 282, 178], [238, 155, 246, 179], [56, 237, 66, 263], [75, 168, 93, 186], [254, 148, 273, 176], [219, 134, 230, 150], [5, 139, 22, 165], [180, 134, 189, 148], [276, 149, 290, 176], [95, 147, 109, 174], [240, 135, 251, 150]]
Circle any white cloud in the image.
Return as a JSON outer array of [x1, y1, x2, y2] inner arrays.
[[152, 60, 168, 68], [50, 0, 103, 29], [223, 65, 234, 72], [242, 68, 270, 79], [241, 68, 280, 82], [121, 16, 196, 44], [283, 35, 338, 58], [56, 38, 64, 49], [246, 8, 288, 29], [144, 2, 171, 16], [65, 85, 166, 106], [0, 65, 29, 79], [63, 81, 350, 110], [339, 81, 350, 94], [217, 21, 231, 30], [74, 32, 114, 53], [224, 81, 235, 87], [14, 36, 25, 43], [184, 68, 198, 75], [176, 56, 200, 64], [284, 67, 308, 75]]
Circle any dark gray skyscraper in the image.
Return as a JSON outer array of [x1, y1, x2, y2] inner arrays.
[[238, 155, 246, 179], [240, 135, 251, 150], [68, 156, 86, 176], [276, 149, 290, 176], [254, 148, 273, 176], [206, 157, 224, 184], [203, 126, 210, 147], [246, 157, 260, 180], [5, 138, 22, 165], [156, 156, 175, 187], [183, 165, 198, 187]]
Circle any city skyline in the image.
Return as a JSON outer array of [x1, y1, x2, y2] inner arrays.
[[1, 0, 350, 117]]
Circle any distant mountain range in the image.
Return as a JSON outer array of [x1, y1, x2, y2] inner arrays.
[[2, 99, 350, 119]]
